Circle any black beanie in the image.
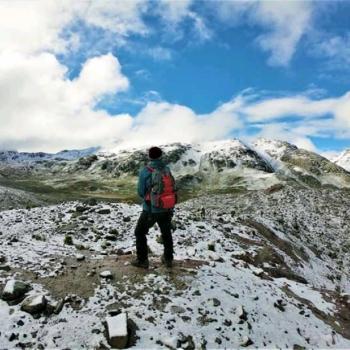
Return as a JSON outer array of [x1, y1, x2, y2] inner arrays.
[[148, 146, 162, 160]]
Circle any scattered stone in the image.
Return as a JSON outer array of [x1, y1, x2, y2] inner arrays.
[[240, 336, 254, 347], [64, 235, 73, 245], [9, 333, 18, 342], [21, 294, 47, 315], [237, 305, 247, 322], [97, 208, 111, 215], [109, 229, 119, 235], [0, 255, 6, 263], [76, 254, 85, 261], [170, 305, 186, 314], [274, 299, 286, 312], [208, 242, 215, 251], [212, 298, 221, 307], [224, 319, 232, 326], [252, 268, 264, 277], [106, 313, 128, 349], [75, 206, 88, 213], [84, 198, 98, 206], [123, 216, 131, 222], [0, 265, 11, 271], [177, 333, 195, 350], [1, 280, 31, 302], [17, 320, 24, 326], [100, 270, 113, 279], [209, 252, 224, 262], [105, 234, 117, 241]]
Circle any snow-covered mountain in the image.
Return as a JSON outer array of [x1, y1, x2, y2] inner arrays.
[[334, 149, 350, 172], [0, 138, 349, 211], [0, 147, 99, 163]]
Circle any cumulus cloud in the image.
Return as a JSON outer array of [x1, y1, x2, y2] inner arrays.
[[237, 90, 350, 152], [240, 92, 350, 131], [0, 0, 348, 154], [211, 0, 313, 66], [0, 52, 132, 152], [108, 100, 242, 151]]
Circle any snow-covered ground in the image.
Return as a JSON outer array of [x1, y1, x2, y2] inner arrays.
[[1, 185, 350, 348]]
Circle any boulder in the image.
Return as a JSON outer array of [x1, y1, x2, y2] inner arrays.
[[106, 313, 128, 349], [1, 280, 31, 302], [21, 294, 47, 315], [97, 208, 111, 215]]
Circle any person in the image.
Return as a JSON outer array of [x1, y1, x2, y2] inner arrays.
[[131, 146, 176, 269]]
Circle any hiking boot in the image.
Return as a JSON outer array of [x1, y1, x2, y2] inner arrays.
[[161, 255, 173, 268], [131, 258, 149, 269]]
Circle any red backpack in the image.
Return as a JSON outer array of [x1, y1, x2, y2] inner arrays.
[[145, 166, 177, 209]]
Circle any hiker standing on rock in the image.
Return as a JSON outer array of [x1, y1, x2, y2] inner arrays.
[[131, 146, 177, 269]]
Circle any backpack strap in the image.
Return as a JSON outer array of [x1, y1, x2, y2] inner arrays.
[[146, 166, 154, 173]]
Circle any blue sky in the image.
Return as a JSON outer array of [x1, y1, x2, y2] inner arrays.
[[0, 1, 349, 153]]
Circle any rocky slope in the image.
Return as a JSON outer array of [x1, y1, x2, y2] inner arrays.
[[1, 139, 349, 210], [1, 185, 350, 348]]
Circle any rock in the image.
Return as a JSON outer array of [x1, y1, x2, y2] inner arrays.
[[176, 333, 195, 350], [209, 252, 224, 262], [252, 267, 264, 277], [240, 336, 253, 347], [1, 280, 31, 302], [106, 313, 128, 349], [75, 205, 88, 213], [122, 216, 131, 222], [212, 298, 221, 307], [21, 294, 47, 315], [76, 254, 85, 261], [0, 255, 6, 263], [84, 198, 98, 206], [208, 242, 215, 251], [274, 299, 286, 312], [105, 234, 117, 241], [9, 333, 18, 341], [109, 229, 119, 235], [0, 265, 11, 271], [100, 270, 113, 279], [97, 208, 111, 215], [170, 305, 186, 314], [64, 235, 73, 245], [237, 305, 247, 321]]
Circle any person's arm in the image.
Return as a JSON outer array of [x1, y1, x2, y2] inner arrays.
[[137, 168, 150, 199]]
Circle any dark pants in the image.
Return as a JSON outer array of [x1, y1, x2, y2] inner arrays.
[[135, 210, 174, 262]]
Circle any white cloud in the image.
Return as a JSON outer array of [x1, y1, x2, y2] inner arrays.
[[146, 47, 173, 61], [252, 123, 318, 152], [211, 0, 313, 66], [0, 52, 132, 152], [109, 100, 241, 150], [310, 32, 350, 68], [240, 91, 350, 133], [154, 0, 212, 42], [81, 0, 148, 38], [0, 1, 76, 54], [243, 95, 337, 122]]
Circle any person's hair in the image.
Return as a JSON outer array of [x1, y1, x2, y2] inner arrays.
[[148, 146, 162, 160]]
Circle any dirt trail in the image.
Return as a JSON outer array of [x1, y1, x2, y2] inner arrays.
[[15, 255, 207, 300]]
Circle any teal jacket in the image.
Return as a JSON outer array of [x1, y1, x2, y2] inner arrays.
[[137, 159, 171, 213]]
